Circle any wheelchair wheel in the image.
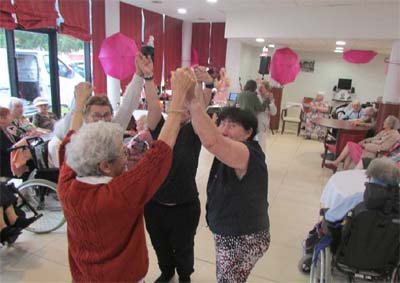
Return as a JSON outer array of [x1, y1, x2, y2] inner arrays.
[[298, 254, 312, 274], [310, 247, 332, 283], [391, 263, 400, 283], [17, 179, 65, 234]]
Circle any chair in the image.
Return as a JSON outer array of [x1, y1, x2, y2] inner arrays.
[[302, 97, 314, 114], [281, 102, 303, 136], [321, 130, 367, 170]]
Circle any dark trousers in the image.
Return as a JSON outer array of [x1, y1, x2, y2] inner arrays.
[[144, 198, 201, 278]]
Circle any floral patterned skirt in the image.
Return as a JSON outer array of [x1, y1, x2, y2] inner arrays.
[[214, 229, 270, 283]]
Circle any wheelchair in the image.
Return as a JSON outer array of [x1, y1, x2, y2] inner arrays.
[[308, 202, 400, 283], [6, 137, 65, 235]]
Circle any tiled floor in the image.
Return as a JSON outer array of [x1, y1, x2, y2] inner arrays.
[[1, 130, 334, 282]]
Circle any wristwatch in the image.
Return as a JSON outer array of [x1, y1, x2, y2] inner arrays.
[[205, 82, 214, 89], [144, 74, 154, 81]]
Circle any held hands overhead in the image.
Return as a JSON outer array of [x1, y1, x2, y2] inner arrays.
[[74, 82, 92, 106], [136, 53, 154, 78], [170, 67, 197, 106]]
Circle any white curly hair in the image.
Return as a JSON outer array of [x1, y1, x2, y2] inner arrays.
[[66, 121, 124, 176]]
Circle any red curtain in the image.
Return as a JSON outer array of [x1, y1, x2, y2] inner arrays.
[[210, 23, 227, 70], [191, 23, 210, 66], [120, 2, 142, 92], [143, 9, 163, 86], [91, 0, 107, 94], [0, 0, 16, 29], [58, 0, 91, 41], [164, 16, 182, 88], [14, 0, 57, 29]]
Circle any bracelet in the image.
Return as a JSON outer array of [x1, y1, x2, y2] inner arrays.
[[168, 109, 185, 114], [144, 74, 154, 81]]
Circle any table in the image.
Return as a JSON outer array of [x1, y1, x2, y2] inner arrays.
[[320, 169, 367, 209], [311, 117, 369, 132], [312, 118, 369, 165]]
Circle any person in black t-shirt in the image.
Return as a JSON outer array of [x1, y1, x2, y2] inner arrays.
[[187, 100, 270, 282], [136, 54, 213, 283]]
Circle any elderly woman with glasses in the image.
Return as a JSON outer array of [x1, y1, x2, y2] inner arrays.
[[187, 88, 270, 282], [57, 68, 197, 282]]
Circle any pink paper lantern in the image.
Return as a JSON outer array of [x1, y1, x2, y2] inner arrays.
[[99, 32, 139, 80], [343, 50, 377, 64], [270, 47, 300, 86]]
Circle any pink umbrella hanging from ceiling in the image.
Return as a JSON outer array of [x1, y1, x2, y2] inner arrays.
[[98, 32, 139, 80], [270, 47, 300, 85], [343, 50, 377, 64]]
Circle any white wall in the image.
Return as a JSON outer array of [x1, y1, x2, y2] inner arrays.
[[239, 44, 387, 108], [239, 44, 260, 83], [226, 4, 399, 40]]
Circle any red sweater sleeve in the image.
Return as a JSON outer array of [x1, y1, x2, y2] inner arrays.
[[108, 140, 173, 208], [58, 130, 77, 185]]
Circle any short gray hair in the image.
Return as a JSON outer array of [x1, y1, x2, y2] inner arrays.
[[66, 121, 124, 176], [9, 97, 23, 111], [385, 115, 400, 130], [366, 157, 400, 185]]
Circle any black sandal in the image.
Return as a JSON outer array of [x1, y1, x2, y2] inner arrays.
[[0, 226, 21, 245]]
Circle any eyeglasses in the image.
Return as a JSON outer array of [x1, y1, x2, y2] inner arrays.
[[90, 112, 112, 121]]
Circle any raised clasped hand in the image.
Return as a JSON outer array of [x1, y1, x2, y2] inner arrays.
[[74, 82, 92, 105], [193, 66, 213, 84], [136, 53, 153, 77], [171, 68, 196, 103]]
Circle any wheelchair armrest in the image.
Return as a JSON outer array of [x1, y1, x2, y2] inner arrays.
[[7, 145, 29, 153]]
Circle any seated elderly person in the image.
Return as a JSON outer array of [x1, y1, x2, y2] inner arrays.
[[0, 107, 19, 178], [57, 68, 196, 282], [304, 92, 329, 140], [340, 100, 365, 121], [350, 106, 376, 128], [325, 115, 400, 171], [0, 182, 36, 245], [8, 97, 36, 138], [325, 157, 400, 222], [32, 97, 58, 132]]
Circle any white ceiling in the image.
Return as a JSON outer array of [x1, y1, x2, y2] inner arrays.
[[125, 0, 399, 54]]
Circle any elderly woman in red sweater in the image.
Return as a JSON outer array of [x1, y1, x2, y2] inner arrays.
[[57, 68, 196, 282]]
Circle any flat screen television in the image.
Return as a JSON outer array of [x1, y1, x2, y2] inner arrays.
[[228, 92, 238, 102], [338, 78, 352, 90]]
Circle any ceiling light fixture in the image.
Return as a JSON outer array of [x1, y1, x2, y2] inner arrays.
[[177, 8, 187, 14], [151, 0, 163, 3], [207, 0, 218, 3], [256, 38, 265, 43], [336, 41, 346, 46], [334, 49, 343, 53], [268, 44, 275, 48], [335, 47, 344, 50]]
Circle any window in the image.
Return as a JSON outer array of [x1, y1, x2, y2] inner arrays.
[[0, 29, 11, 105]]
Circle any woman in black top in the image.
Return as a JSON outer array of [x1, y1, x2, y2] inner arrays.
[[188, 101, 270, 282], [136, 55, 212, 283]]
